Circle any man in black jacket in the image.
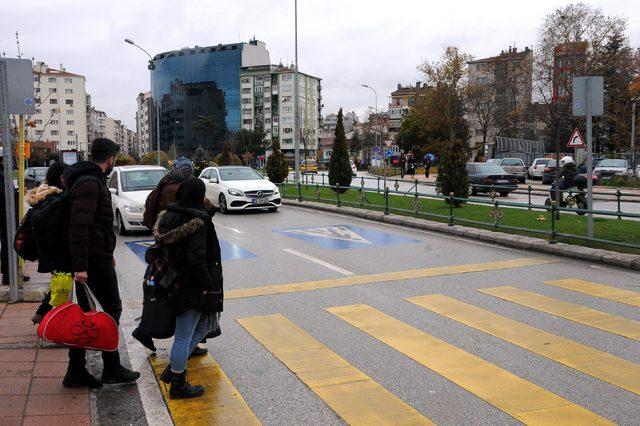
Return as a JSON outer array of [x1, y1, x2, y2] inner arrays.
[[62, 138, 140, 388]]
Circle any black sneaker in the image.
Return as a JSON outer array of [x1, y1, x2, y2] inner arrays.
[[102, 366, 141, 384], [132, 328, 157, 352], [63, 368, 103, 389], [189, 346, 208, 358]]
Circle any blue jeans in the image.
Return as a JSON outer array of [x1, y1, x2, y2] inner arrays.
[[170, 310, 218, 372]]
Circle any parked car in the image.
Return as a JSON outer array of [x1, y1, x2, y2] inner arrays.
[[541, 160, 558, 184], [108, 165, 168, 235], [593, 159, 631, 179], [25, 167, 49, 189], [527, 158, 551, 180], [466, 163, 519, 196], [578, 157, 604, 174], [300, 159, 318, 174], [199, 166, 281, 214], [495, 158, 527, 182], [485, 158, 501, 164], [350, 160, 358, 177], [636, 163, 640, 179]]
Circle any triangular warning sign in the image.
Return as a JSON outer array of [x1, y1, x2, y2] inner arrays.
[[567, 128, 586, 148]]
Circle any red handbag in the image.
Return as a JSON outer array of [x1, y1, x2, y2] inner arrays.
[[37, 283, 119, 351]]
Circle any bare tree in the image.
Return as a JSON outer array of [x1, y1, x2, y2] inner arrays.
[[466, 80, 498, 150]]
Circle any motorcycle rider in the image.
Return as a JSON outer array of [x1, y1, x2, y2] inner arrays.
[[551, 156, 579, 204]]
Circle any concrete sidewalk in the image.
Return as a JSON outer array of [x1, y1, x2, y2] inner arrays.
[[0, 302, 91, 425]]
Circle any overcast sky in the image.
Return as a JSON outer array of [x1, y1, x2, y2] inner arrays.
[[2, 0, 638, 129]]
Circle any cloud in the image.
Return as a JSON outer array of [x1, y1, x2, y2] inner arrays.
[[2, 0, 638, 129]]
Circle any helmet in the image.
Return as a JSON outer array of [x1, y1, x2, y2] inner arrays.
[[172, 156, 194, 178], [559, 156, 575, 167]]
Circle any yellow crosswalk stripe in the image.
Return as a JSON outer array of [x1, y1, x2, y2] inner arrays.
[[226, 258, 555, 300], [238, 314, 433, 425], [408, 294, 640, 396], [149, 354, 260, 425], [327, 304, 611, 425], [480, 286, 640, 340], [546, 278, 640, 307]]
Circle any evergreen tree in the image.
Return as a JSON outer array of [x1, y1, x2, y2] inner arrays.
[[265, 138, 289, 183], [436, 140, 469, 206], [328, 109, 353, 193]]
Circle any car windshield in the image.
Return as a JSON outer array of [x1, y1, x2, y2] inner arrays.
[[475, 164, 507, 174], [121, 169, 167, 192], [501, 159, 523, 166], [33, 169, 47, 181], [535, 159, 550, 166], [219, 167, 263, 181], [597, 159, 627, 168]]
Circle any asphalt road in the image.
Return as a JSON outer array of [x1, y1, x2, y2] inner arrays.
[[116, 205, 640, 425]]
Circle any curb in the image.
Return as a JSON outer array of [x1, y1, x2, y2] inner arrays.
[[0, 282, 48, 303], [282, 199, 640, 271]]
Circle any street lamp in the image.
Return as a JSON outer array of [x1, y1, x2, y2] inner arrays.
[[293, 0, 300, 183], [124, 38, 165, 166], [173, 120, 180, 160], [362, 84, 385, 187]]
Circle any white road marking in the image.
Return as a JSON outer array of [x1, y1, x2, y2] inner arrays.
[[283, 248, 354, 276], [215, 224, 245, 234]]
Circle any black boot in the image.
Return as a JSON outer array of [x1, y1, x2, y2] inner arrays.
[[63, 368, 103, 389], [189, 345, 208, 358], [160, 365, 171, 384], [132, 328, 157, 352], [169, 370, 204, 400], [102, 365, 141, 384]]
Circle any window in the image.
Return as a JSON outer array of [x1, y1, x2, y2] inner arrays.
[[68, 140, 76, 145], [200, 169, 212, 179], [282, 116, 292, 123], [35, 109, 42, 114], [281, 106, 292, 113], [65, 88, 73, 94], [109, 173, 119, 191], [48, 77, 57, 83], [50, 99, 57, 104], [34, 98, 41, 104], [240, 77, 251, 83], [241, 88, 251, 94], [273, 117, 279, 124], [35, 130, 43, 136], [35, 119, 42, 124], [283, 128, 293, 134], [282, 84, 292, 92], [272, 126, 279, 134], [50, 119, 58, 125], [35, 88, 40, 93], [64, 77, 73, 84], [281, 74, 292, 81], [210, 170, 219, 181], [65, 99, 73, 106], [67, 130, 75, 136], [476, 76, 488, 84], [475, 128, 483, 136], [33, 76, 40, 82], [49, 88, 57, 93], [243, 119, 252, 125], [282, 138, 293, 144], [265, 118, 271, 124], [50, 108, 58, 114], [51, 130, 59, 136], [282, 96, 292, 102], [66, 110, 74, 115], [66, 120, 74, 125], [241, 98, 252, 104]]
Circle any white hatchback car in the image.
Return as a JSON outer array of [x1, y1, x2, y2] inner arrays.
[[528, 158, 552, 179], [199, 166, 281, 213], [108, 165, 168, 235]]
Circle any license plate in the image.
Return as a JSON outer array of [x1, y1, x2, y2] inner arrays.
[[497, 180, 509, 183], [252, 198, 268, 205]]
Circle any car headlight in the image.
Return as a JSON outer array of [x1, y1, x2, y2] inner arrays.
[[228, 188, 243, 197], [122, 202, 142, 214], [274, 187, 280, 195]]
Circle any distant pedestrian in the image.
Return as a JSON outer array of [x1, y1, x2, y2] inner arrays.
[[407, 154, 416, 177], [399, 153, 407, 179], [154, 177, 223, 399], [62, 138, 140, 388], [423, 156, 432, 179]]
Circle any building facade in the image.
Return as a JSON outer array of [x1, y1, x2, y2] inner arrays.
[[388, 82, 430, 133], [27, 62, 89, 158], [136, 91, 154, 157], [150, 39, 270, 155], [239, 65, 322, 158], [467, 46, 534, 155], [104, 116, 126, 152]]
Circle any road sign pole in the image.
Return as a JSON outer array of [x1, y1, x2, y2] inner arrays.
[[586, 78, 594, 238], [17, 115, 25, 289], [0, 62, 20, 302]]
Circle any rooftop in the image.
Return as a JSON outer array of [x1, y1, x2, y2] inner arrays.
[[468, 46, 532, 64], [391, 82, 430, 97]]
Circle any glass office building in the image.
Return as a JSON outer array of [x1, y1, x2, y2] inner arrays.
[[151, 39, 270, 155]]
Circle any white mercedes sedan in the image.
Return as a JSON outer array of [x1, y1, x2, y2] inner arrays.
[[198, 166, 281, 213]]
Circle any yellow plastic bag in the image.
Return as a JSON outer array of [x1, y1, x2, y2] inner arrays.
[[49, 272, 73, 307]]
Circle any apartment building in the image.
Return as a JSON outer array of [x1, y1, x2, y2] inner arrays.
[[28, 62, 89, 157], [388, 82, 430, 133], [239, 64, 322, 157], [136, 91, 154, 157]]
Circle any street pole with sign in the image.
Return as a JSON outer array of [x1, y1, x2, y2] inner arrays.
[[573, 76, 603, 239], [0, 58, 35, 302]]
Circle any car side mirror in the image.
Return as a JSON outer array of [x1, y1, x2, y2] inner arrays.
[[109, 188, 117, 195], [209, 177, 219, 184]]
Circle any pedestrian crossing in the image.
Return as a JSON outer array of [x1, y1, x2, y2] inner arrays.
[[152, 277, 640, 425]]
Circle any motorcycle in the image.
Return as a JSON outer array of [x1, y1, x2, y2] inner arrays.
[[544, 176, 588, 216]]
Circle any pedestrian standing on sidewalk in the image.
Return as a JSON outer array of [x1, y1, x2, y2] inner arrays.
[[29, 161, 69, 324], [62, 138, 140, 388], [399, 152, 407, 179], [423, 156, 432, 179], [153, 177, 223, 399], [407, 153, 416, 177]]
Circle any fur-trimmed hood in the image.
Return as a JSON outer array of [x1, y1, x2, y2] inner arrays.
[[153, 209, 206, 244], [28, 184, 62, 207]]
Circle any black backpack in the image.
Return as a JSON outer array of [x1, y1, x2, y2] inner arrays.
[[30, 175, 101, 273], [14, 210, 39, 261]]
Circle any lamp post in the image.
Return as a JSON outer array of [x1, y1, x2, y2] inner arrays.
[[293, 0, 300, 183], [125, 38, 173, 166], [173, 120, 179, 160], [362, 84, 385, 187], [632, 99, 637, 169]]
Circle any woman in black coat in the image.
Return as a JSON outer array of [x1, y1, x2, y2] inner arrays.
[[153, 177, 223, 399]]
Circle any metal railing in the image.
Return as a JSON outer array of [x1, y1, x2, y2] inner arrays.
[[280, 176, 640, 252]]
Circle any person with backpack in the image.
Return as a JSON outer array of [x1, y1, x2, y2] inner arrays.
[[27, 162, 69, 324], [153, 177, 223, 399], [61, 138, 140, 388], [138, 157, 213, 356]]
